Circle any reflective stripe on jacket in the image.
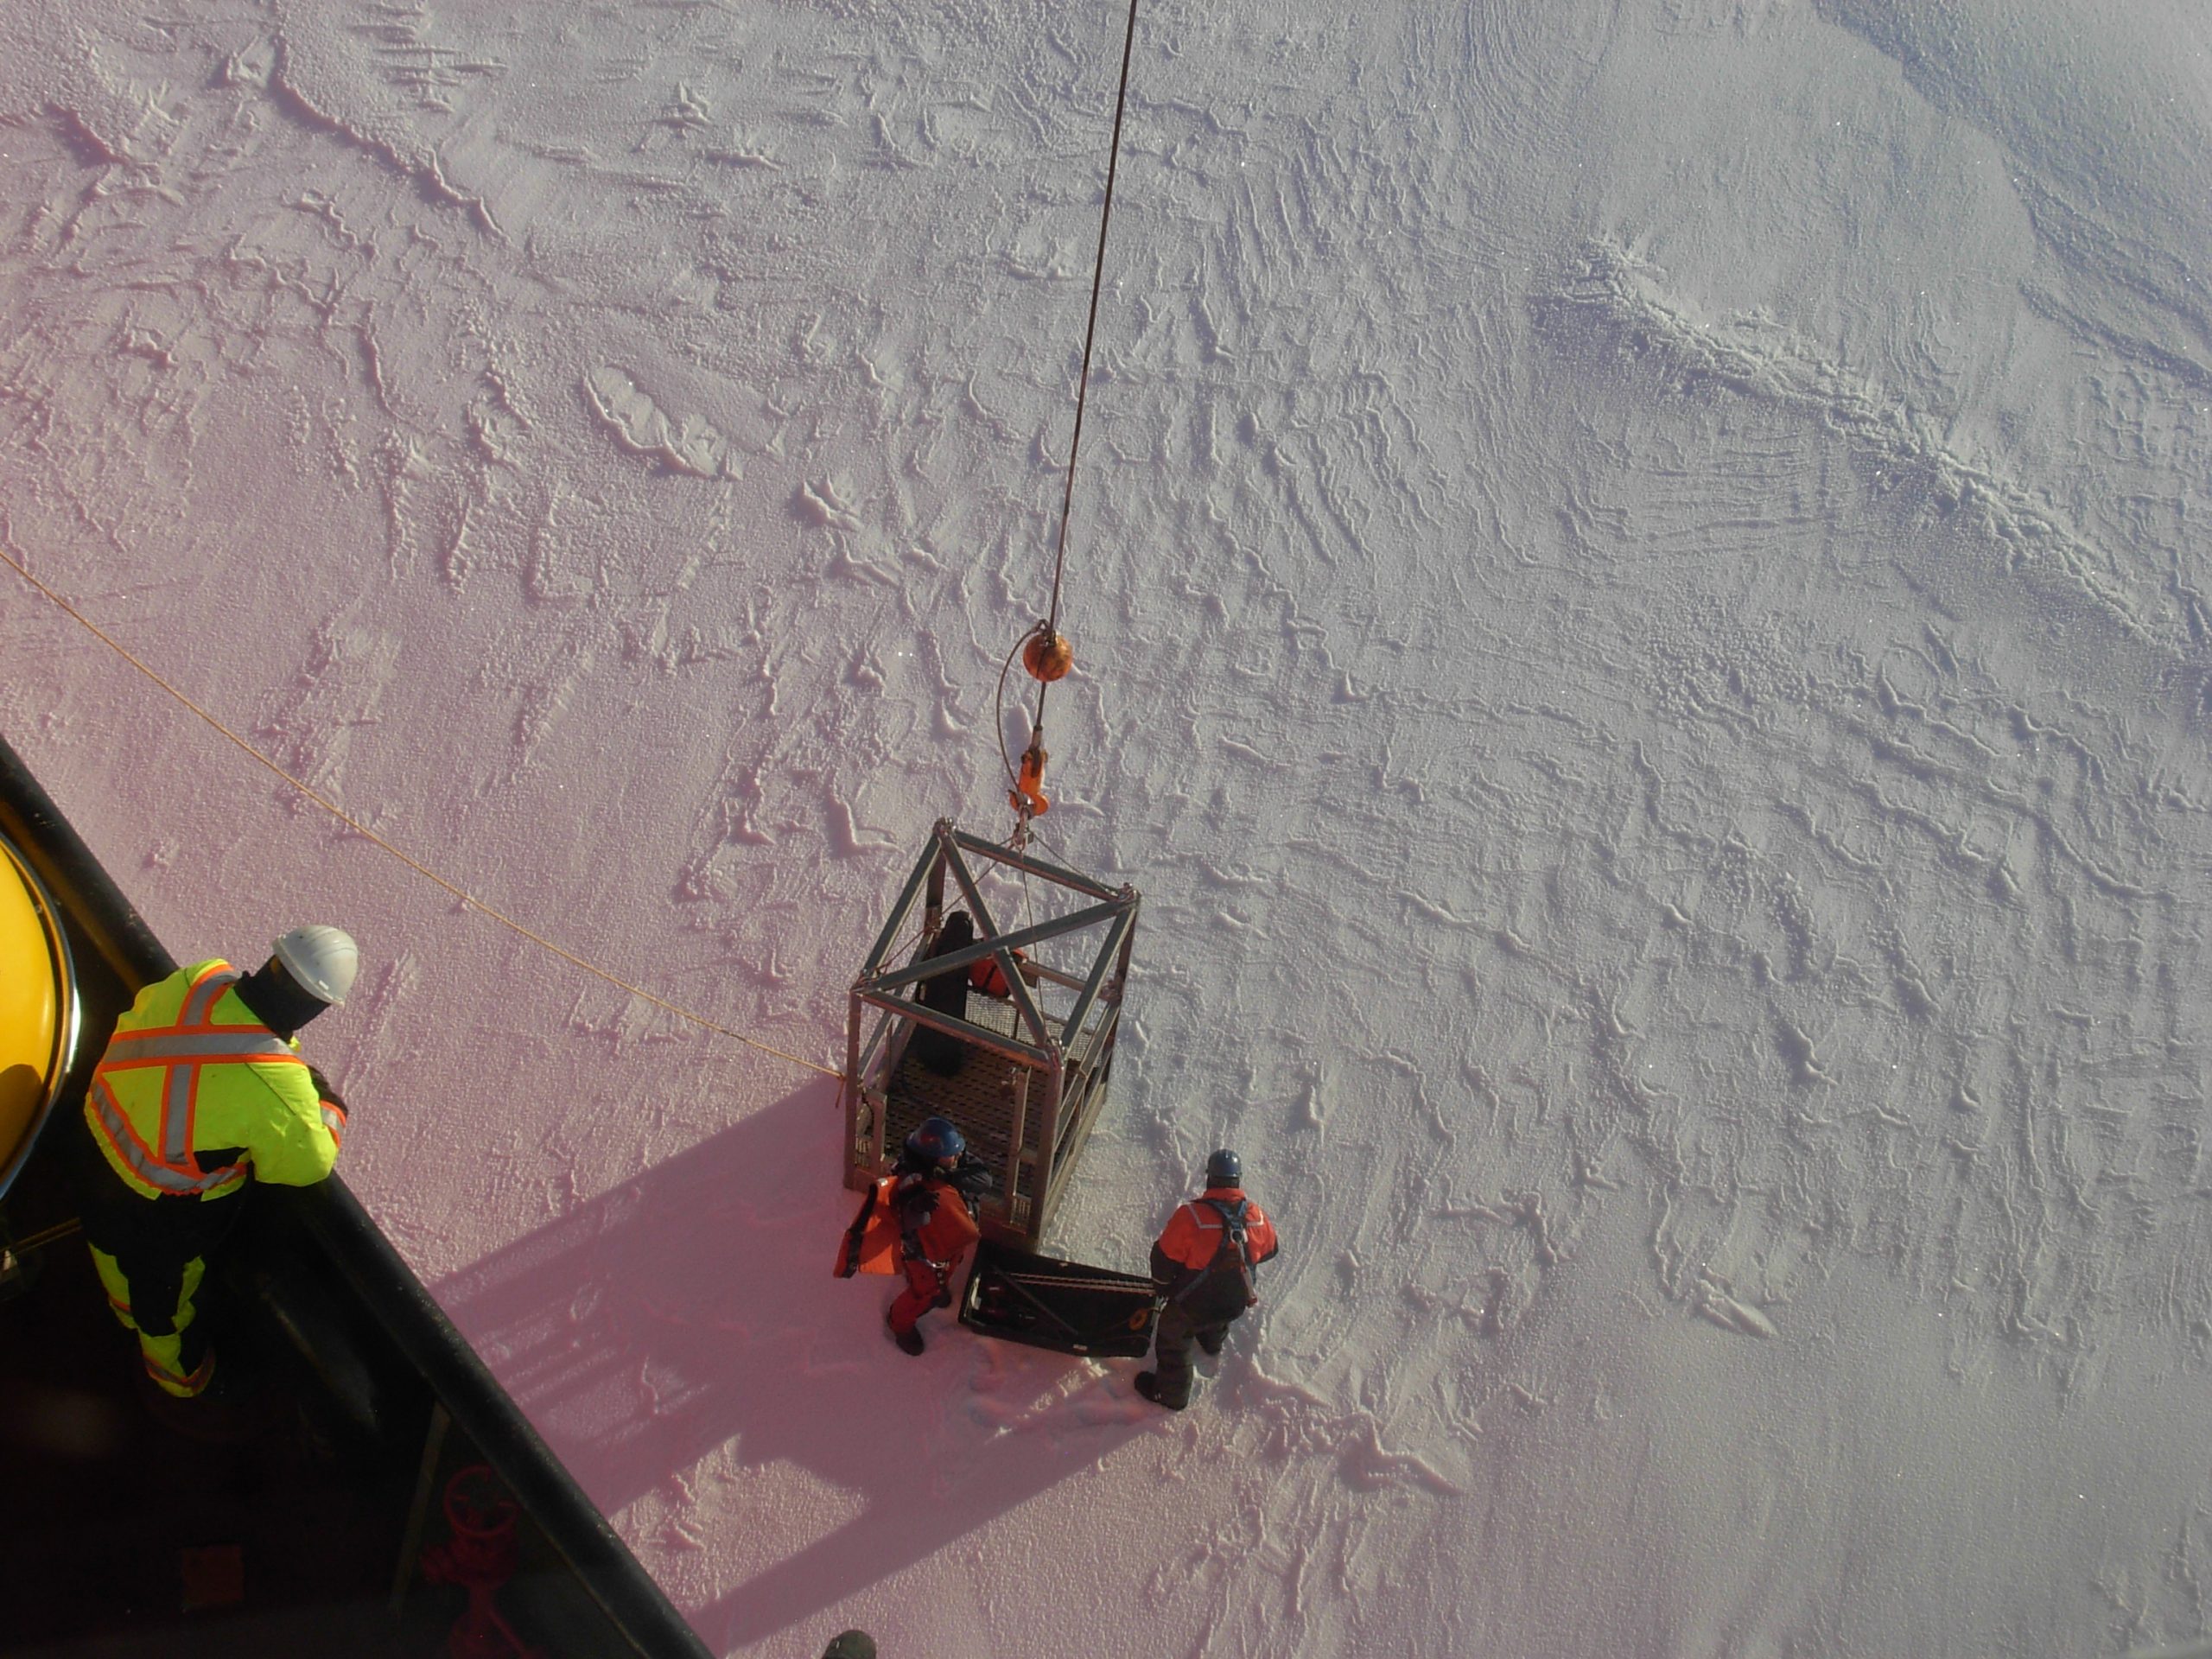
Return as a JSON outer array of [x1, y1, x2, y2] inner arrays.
[[85, 959, 346, 1201]]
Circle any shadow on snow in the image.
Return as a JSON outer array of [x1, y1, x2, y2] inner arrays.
[[435, 1077, 1153, 1651]]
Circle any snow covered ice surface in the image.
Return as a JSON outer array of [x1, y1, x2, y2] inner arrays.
[[6, 0, 2212, 1652]]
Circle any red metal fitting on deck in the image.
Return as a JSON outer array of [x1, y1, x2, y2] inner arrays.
[[422, 1464, 545, 1659]]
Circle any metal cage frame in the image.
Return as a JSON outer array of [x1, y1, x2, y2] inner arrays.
[[842, 820, 1138, 1249]]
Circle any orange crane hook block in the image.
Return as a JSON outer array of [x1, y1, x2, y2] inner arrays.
[[1011, 739, 1051, 817]]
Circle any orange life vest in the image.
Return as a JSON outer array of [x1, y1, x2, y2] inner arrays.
[[1155, 1188, 1278, 1274], [834, 1175, 902, 1277], [968, 950, 1027, 1000]]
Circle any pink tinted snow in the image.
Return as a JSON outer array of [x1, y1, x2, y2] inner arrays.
[[7, 0, 2212, 1654]]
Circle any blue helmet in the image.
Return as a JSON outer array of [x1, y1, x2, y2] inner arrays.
[[1205, 1148, 1242, 1187], [906, 1116, 966, 1166]]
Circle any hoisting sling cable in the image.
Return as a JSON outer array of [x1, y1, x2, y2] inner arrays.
[[1002, 0, 1143, 845]]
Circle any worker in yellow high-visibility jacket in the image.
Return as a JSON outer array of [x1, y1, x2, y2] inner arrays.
[[73, 925, 359, 1400]]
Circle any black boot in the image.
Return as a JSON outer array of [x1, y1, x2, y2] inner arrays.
[[886, 1313, 924, 1357], [1134, 1371, 1185, 1411]]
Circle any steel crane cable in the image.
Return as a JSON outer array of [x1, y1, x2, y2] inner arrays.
[[1028, 0, 1143, 755]]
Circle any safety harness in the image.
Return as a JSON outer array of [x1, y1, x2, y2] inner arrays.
[[894, 1175, 959, 1305], [1172, 1198, 1259, 1308]]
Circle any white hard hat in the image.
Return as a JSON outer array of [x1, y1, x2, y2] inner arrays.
[[273, 925, 359, 1006]]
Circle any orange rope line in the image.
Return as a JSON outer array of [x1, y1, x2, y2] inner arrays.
[[1, 545, 839, 1080]]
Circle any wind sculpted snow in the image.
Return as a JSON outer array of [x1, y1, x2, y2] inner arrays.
[[6, 2, 2212, 1654]]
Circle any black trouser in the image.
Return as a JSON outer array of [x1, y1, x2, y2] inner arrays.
[[67, 1112, 245, 1392], [1151, 1297, 1243, 1408]]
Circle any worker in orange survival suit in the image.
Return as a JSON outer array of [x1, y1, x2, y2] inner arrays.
[[1137, 1148, 1281, 1410], [885, 1116, 989, 1357], [70, 926, 358, 1402]]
